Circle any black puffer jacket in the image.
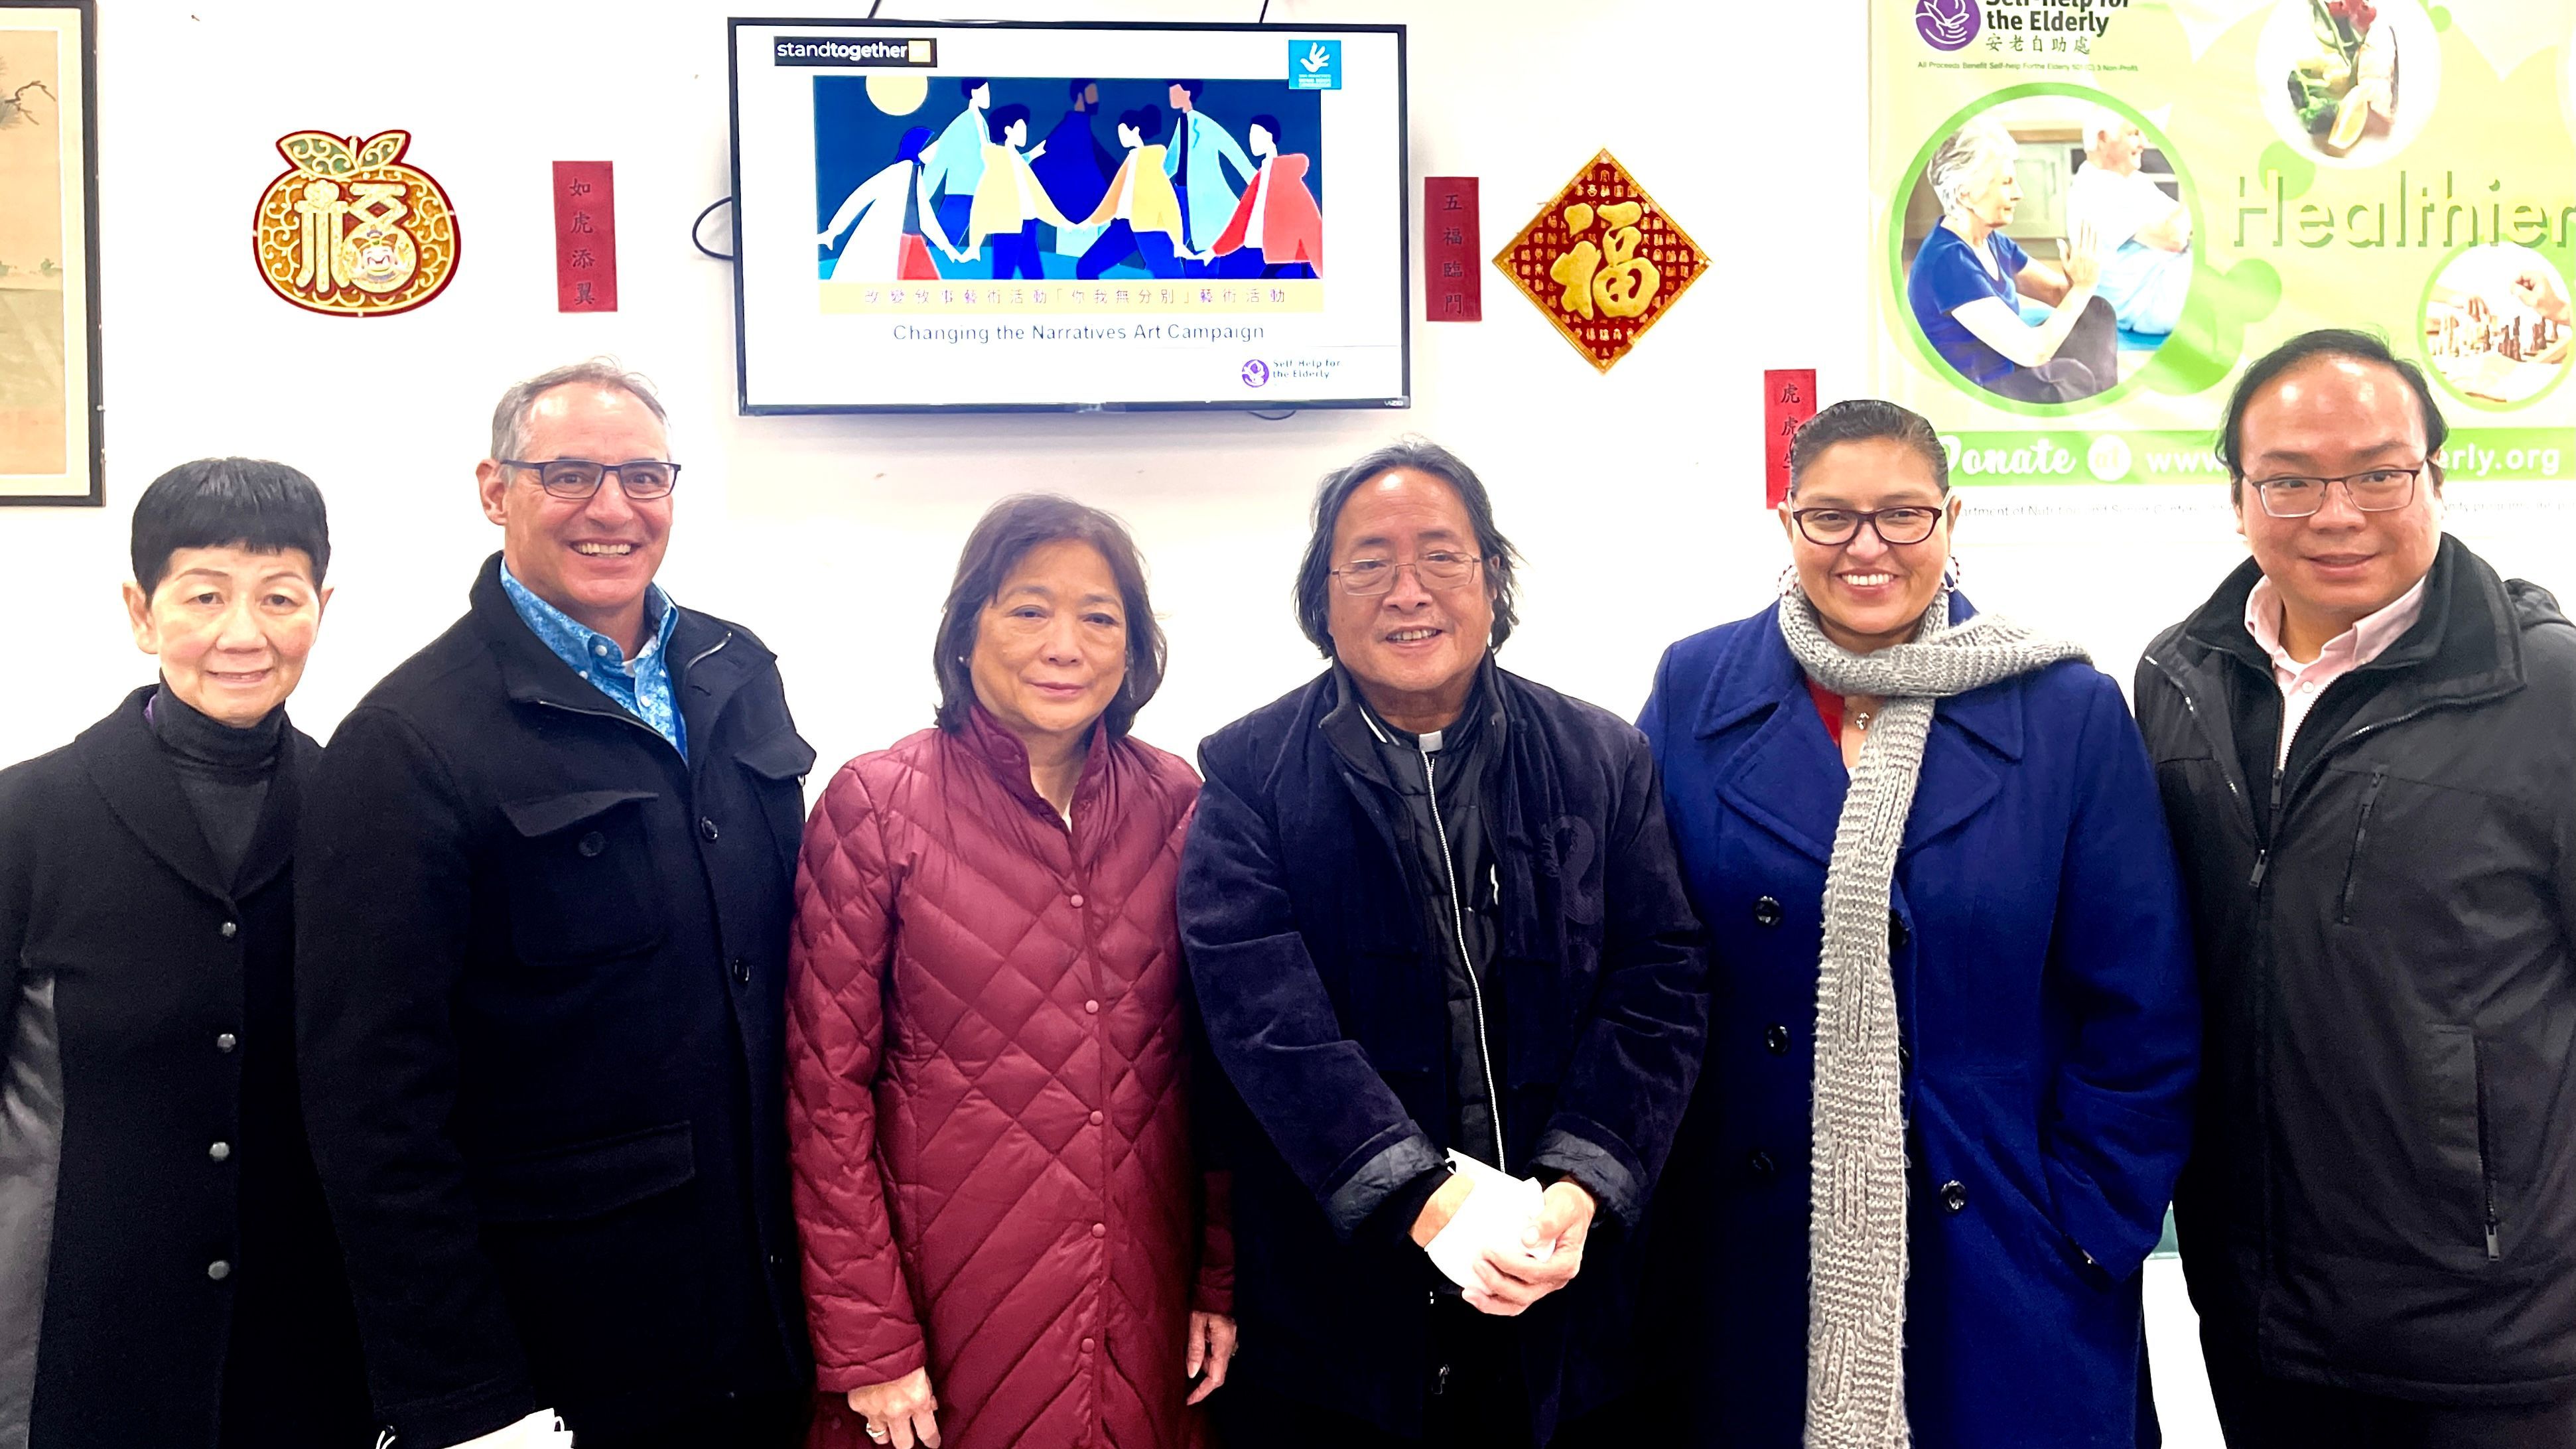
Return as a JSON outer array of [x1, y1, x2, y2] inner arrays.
[[2135, 536, 2576, 1404]]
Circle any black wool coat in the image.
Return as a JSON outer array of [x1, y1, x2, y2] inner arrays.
[[0, 689, 372, 1448], [1178, 664, 1710, 1444], [2137, 537, 2576, 1404], [296, 556, 818, 1447]]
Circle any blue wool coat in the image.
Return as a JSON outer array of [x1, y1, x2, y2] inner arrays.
[[1633, 598, 2199, 1448]]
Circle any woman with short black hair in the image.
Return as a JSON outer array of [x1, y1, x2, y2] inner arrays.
[[0, 458, 373, 1447], [786, 494, 1232, 1449]]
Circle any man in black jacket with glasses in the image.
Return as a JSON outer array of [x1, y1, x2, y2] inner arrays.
[[2136, 328, 2576, 1446]]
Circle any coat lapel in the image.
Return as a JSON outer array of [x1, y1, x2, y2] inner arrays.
[[1901, 694, 2011, 857], [1699, 608, 1842, 868], [1714, 701, 1842, 868], [77, 687, 233, 905]]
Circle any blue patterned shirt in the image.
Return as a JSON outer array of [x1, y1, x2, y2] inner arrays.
[[500, 564, 688, 757]]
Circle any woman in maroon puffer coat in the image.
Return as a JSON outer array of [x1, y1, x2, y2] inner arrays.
[[787, 495, 1235, 1449]]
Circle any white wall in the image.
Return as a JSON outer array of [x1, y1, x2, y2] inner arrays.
[[1, 0, 2565, 780]]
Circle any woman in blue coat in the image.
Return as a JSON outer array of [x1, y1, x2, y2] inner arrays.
[[1634, 399, 2196, 1448]]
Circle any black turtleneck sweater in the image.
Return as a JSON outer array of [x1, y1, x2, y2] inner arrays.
[[149, 684, 285, 883]]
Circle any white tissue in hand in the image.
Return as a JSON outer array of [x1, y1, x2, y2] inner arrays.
[[442, 1410, 573, 1448], [1423, 1151, 1551, 1291]]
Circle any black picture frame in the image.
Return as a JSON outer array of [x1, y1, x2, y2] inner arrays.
[[0, 0, 98, 507], [726, 16, 1410, 415]]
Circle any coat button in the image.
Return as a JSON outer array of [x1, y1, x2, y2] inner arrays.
[[208, 1141, 232, 1162], [1080, 1337, 1095, 1353], [1753, 896, 1783, 928], [207, 1260, 232, 1280], [1085, 999, 1100, 1014], [578, 831, 606, 858], [1747, 1150, 1777, 1181], [1940, 1180, 1968, 1213], [700, 817, 720, 841], [215, 1032, 237, 1054], [1089, 1110, 1105, 1125], [1763, 1024, 1791, 1055], [1889, 912, 1911, 950], [1069, 893, 1085, 908], [1091, 1223, 1107, 1239], [731, 957, 752, 985], [219, 921, 237, 939]]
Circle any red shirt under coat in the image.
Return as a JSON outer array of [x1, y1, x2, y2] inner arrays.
[[786, 707, 1231, 1449]]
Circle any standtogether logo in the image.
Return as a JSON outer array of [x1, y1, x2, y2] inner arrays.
[[1916, 0, 1981, 51]]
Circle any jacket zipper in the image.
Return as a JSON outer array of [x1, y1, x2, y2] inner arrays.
[[2149, 652, 2454, 891], [2250, 765, 2284, 889], [2336, 766, 2390, 924], [1421, 743, 1508, 1169], [2473, 1036, 2502, 1261]]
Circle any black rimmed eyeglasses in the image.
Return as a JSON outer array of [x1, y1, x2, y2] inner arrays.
[[2244, 462, 2425, 518], [502, 458, 683, 500], [1787, 506, 1944, 547]]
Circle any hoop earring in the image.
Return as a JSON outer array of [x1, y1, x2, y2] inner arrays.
[[1942, 556, 1964, 589], [1777, 563, 1803, 597]]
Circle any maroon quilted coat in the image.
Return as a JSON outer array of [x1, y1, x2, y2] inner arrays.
[[786, 708, 1231, 1449]]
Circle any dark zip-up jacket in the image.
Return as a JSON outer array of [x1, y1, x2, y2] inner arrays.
[[1324, 663, 1507, 1182], [296, 555, 818, 1446], [1179, 661, 1709, 1443], [2135, 536, 2576, 1404]]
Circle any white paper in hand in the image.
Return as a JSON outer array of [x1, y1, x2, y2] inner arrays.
[[437, 1410, 573, 1449], [1422, 1150, 1550, 1291]]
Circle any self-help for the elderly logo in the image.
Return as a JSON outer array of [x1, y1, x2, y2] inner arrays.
[[1916, 0, 1981, 50]]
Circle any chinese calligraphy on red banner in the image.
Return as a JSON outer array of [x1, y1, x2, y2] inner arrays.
[[553, 161, 618, 313]]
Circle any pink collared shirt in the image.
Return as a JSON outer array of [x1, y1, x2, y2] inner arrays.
[[2243, 571, 2429, 766]]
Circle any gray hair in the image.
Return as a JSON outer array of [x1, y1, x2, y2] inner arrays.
[[1925, 120, 2015, 214], [2083, 106, 2132, 151], [1291, 437, 1521, 657], [487, 358, 669, 462]]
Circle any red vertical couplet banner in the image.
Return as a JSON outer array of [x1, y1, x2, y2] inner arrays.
[[553, 161, 618, 312], [1764, 368, 1818, 508], [1422, 176, 1481, 322]]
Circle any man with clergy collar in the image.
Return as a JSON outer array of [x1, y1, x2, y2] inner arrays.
[[0, 457, 373, 1448], [1178, 439, 1708, 1449], [295, 360, 817, 1449]]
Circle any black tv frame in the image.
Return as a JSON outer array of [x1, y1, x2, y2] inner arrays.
[[726, 16, 1410, 415]]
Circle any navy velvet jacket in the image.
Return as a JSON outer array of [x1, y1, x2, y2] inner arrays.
[[1178, 661, 1708, 1442]]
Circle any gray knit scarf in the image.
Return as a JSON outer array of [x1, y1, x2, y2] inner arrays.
[[1776, 580, 2088, 1449]]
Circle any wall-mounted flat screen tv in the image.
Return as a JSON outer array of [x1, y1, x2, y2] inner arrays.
[[728, 19, 1409, 413]]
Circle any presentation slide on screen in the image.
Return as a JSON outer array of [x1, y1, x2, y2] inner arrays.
[[730, 22, 1407, 412], [1872, 0, 2576, 486]]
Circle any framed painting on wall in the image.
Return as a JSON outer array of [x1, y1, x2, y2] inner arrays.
[[0, 0, 95, 507]]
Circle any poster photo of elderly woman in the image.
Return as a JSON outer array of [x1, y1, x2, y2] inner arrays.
[[1897, 92, 2195, 406]]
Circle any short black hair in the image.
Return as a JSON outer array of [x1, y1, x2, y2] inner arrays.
[[1120, 105, 1164, 142], [1169, 78, 1205, 100], [1068, 78, 1094, 100], [131, 458, 330, 596], [1294, 439, 1521, 658], [959, 76, 988, 99], [1788, 398, 1949, 496], [932, 494, 1168, 740], [988, 103, 1032, 143], [1247, 113, 1282, 146], [2218, 328, 2448, 502]]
